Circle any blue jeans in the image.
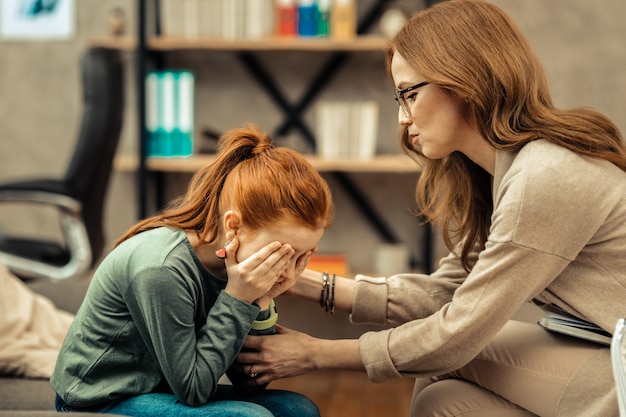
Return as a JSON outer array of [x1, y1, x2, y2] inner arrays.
[[55, 385, 320, 417]]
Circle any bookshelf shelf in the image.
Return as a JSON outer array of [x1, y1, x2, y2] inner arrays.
[[91, 35, 389, 52], [114, 154, 421, 174]]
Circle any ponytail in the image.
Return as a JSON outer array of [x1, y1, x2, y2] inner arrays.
[[115, 124, 332, 247]]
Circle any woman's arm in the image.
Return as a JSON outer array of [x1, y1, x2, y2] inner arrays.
[[288, 268, 356, 314], [238, 325, 364, 385]]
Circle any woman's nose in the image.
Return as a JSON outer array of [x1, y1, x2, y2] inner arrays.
[[398, 106, 412, 126]]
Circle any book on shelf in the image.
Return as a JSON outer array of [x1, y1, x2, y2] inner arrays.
[[316, 100, 379, 160], [276, 0, 297, 37], [297, 0, 318, 37], [538, 305, 611, 346], [145, 70, 195, 157], [308, 253, 350, 276], [162, 0, 274, 40], [159, 0, 358, 41], [330, 0, 356, 39]]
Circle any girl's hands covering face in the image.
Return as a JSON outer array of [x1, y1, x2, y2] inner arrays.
[[264, 246, 316, 301], [223, 238, 295, 305], [223, 219, 324, 306]]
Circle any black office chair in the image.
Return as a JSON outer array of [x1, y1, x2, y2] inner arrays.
[[0, 47, 124, 281]]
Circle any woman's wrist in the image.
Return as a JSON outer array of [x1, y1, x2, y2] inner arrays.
[[312, 338, 363, 372], [293, 269, 355, 314], [292, 269, 325, 301]]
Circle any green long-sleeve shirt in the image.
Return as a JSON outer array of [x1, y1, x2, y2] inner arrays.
[[51, 227, 262, 407]]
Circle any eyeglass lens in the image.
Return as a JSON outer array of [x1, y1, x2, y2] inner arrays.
[[394, 81, 429, 117]]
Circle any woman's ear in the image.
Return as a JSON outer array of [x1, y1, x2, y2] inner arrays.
[[222, 210, 241, 240]]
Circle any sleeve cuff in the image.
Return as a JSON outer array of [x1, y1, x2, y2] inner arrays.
[[358, 329, 402, 383], [252, 299, 278, 331], [217, 291, 259, 323], [349, 274, 389, 325]]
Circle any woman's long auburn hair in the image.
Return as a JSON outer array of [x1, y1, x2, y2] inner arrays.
[[386, 0, 626, 271], [115, 124, 333, 247]]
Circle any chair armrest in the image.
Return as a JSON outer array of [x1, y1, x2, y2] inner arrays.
[[0, 190, 90, 281], [0, 190, 81, 214]]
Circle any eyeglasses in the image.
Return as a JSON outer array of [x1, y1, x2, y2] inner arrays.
[[394, 81, 430, 117]]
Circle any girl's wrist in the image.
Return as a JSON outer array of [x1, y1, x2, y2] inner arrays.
[[252, 299, 278, 331], [254, 296, 271, 310]]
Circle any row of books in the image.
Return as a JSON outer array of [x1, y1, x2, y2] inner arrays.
[[145, 70, 195, 157], [160, 0, 356, 40], [316, 100, 379, 160], [144, 71, 380, 159]]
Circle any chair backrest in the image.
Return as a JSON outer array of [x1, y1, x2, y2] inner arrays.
[[611, 318, 626, 417], [62, 47, 124, 265]]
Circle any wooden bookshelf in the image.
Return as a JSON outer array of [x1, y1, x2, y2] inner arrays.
[[100, 0, 434, 273], [114, 154, 421, 174], [90, 35, 390, 52]]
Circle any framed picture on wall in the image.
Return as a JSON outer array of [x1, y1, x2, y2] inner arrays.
[[0, 0, 74, 40]]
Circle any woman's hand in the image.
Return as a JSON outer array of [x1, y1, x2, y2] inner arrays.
[[223, 238, 295, 304], [236, 324, 319, 384]]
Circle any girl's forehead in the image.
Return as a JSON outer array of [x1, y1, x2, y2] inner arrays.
[[251, 223, 324, 252]]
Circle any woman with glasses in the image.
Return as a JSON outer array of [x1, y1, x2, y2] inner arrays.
[[51, 124, 332, 417], [239, 1, 626, 416]]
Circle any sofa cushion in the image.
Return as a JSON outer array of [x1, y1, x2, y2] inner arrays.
[[0, 377, 55, 410], [26, 275, 91, 315]]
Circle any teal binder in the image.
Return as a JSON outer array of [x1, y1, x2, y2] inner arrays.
[[145, 69, 194, 157], [172, 70, 194, 157]]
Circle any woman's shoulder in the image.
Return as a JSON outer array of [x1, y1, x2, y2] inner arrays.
[[496, 139, 626, 222], [508, 139, 625, 187], [492, 140, 626, 257], [494, 139, 626, 222]]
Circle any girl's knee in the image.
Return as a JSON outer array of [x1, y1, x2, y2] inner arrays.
[[214, 402, 274, 417], [260, 390, 320, 417]]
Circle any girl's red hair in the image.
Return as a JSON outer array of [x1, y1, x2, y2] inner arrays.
[[115, 124, 332, 247]]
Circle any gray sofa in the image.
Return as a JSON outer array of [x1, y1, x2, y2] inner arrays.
[[0, 278, 124, 417]]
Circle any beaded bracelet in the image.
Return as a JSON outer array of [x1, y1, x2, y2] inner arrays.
[[320, 272, 329, 307], [330, 273, 336, 315], [320, 272, 336, 315]]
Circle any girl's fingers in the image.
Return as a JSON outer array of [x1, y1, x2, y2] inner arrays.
[[240, 242, 293, 275], [295, 249, 315, 276]]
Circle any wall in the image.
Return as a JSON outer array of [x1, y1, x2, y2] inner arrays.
[[0, 1, 625, 331]]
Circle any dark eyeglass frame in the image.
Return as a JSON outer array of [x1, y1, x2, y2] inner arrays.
[[394, 81, 430, 117]]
